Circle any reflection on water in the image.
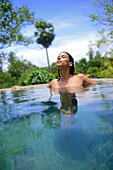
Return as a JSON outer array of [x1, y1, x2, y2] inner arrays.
[[0, 83, 113, 170]]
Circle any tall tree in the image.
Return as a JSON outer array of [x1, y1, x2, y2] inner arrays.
[[0, 0, 35, 49], [86, 47, 94, 61], [89, 0, 113, 54], [34, 20, 55, 72]]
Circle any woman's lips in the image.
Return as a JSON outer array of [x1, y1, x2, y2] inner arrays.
[[57, 60, 61, 63]]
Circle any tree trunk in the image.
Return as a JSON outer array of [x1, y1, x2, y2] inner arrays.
[[0, 57, 2, 72], [45, 47, 51, 73]]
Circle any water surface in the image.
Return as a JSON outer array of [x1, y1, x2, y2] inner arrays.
[[0, 82, 113, 170]]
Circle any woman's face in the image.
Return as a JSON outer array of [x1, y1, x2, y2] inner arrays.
[[56, 52, 70, 68]]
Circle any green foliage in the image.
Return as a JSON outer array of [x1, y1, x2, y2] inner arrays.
[[7, 52, 38, 81], [75, 48, 113, 78], [50, 62, 57, 74], [0, 51, 40, 88], [75, 58, 88, 73], [0, 52, 58, 88], [99, 68, 113, 78], [87, 67, 100, 78], [90, 0, 113, 27], [54, 72, 59, 79], [0, 0, 34, 49], [19, 77, 27, 86], [27, 70, 54, 85], [88, 51, 103, 68], [0, 72, 16, 88], [35, 20, 55, 48], [89, 0, 113, 53]]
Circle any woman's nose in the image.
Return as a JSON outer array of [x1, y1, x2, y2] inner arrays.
[[57, 56, 61, 60]]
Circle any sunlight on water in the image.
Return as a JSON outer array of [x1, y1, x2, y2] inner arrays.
[[0, 82, 113, 170]]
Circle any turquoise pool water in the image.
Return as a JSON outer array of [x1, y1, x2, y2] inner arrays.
[[0, 81, 113, 170]]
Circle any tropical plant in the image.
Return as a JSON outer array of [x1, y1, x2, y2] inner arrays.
[[27, 70, 54, 85], [34, 20, 55, 72]]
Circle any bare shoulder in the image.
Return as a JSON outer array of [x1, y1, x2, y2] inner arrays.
[[76, 73, 88, 79], [76, 73, 96, 86], [72, 74, 84, 81], [47, 79, 58, 88]]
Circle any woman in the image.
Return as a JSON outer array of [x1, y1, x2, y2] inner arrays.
[[47, 51, 96, 89], [12, 51, 96, 91]]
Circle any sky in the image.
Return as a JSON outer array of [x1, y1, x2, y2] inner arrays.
[[5, 0, 102, 68]]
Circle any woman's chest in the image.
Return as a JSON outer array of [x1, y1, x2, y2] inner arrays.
[[52, 77, 83, 88]]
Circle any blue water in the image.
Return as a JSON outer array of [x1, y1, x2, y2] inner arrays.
[[0, 81, 113, 170]]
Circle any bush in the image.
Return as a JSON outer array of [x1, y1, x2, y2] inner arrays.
[[0, 72, 16, 88], [87, 67, 100, 78], [99, 69, 113, 78], [27, 70, 54, 85]]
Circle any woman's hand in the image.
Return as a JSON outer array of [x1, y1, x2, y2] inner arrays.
[[12, 86, 21, 91]]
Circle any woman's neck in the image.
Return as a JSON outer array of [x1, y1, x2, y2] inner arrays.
[[59, 69, 71, 81]]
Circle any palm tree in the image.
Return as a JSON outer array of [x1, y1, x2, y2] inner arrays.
[[34, 20, 55, 72]]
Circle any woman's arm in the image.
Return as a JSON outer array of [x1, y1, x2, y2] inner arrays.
[[83, 75, 96, 87], [47, 79, 58, 89], [46, 80, 54, 89], [12, 84, 47, 91], [77, 74, 96, 87]]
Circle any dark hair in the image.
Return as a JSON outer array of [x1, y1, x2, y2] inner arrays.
[[60, 93, 78, 115], [58, 51, 74, 80]]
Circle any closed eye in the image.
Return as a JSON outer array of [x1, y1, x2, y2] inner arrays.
[[57, 55, 66, 59], [62, 55, 65, 58]]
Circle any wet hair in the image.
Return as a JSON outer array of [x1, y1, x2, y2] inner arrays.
[[58, 51, 74, 80]]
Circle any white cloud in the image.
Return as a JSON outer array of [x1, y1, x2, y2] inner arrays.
[[21, 25, 37, 36], [6, 32, 97, 68], [4, 30, 110, 70], [2, 15, 105, 69], [49, 19, 76, 31], [48, 16, 87, 32]]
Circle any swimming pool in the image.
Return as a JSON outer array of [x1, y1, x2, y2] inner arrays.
[[0, 80, 113, 170]]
